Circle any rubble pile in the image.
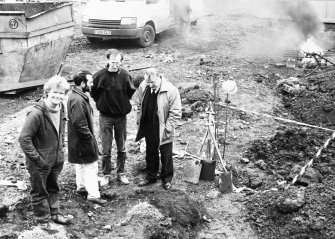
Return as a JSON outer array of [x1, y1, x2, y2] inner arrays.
[[178, 85, 216, 118], [147, 190, 206, 238], [245, 177, 335, 239], [243, 127, 335, 238], [243, 127, 335, 186], [282, 70, 335, 128]]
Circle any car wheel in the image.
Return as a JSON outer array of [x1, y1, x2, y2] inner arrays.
[[86, 37, 103, 43], [137, 24, 155, 48]]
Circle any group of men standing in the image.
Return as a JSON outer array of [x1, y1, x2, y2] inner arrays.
[[18, 48, 182, 228]]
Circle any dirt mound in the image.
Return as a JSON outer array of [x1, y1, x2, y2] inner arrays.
[[182, 88, 214, 104], [243, 127, 335, 238], [146, 190, 206, 239], [245, 177, 335, 239], [243, 127, 335, 183], [282, 70, 335, 128]]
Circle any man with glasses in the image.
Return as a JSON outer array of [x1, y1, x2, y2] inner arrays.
[[91, 49, 136, 186], [135, 68, 182, 190]]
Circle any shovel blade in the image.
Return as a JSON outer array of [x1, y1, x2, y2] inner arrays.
[[218, 171, 233, 194]]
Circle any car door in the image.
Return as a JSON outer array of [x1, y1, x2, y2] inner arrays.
[[146, 0, 170, 33]]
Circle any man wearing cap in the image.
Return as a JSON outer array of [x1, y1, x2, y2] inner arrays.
[[91, 49, 136, 185], [135, 68, 182, 190]]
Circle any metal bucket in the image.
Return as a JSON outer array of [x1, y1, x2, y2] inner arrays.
[[199, 160, 216, 181], [183, 159, 202, 184]]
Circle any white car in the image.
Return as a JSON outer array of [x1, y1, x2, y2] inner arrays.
[[81, 0, 204, 47]]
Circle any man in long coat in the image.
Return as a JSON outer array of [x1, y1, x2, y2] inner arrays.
[[68, 71, 106, 205], [135, 68, 182, 190]]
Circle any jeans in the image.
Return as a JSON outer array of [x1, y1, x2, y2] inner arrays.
[[99, 113, 127, 175], [75, 161, 100, 199], [26, 159, 63, 223]]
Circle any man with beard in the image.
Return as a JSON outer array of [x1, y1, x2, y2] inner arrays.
[[91, 49, 136, 186], [67, 71, 107, 205]]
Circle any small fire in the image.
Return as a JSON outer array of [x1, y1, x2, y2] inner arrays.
[[297, 35, 326, 68], [299, 35, 324, 55]]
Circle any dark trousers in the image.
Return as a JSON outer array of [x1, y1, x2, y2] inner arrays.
[[144, 126, 173, 184], [99, 114, 127, 175], [26, 159, 63, 223]]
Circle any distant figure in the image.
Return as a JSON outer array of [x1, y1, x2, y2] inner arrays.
[[91, 49, 136, 186], [67, 71, 107, 205], [135, 68, 182, 190], [19, 76, 73, 229], [172, 0, 192, 36]]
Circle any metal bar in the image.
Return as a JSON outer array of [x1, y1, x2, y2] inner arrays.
[[208, 124, 227, 172], [213, 74, 218, 139], [197, 129, 208, 156], [222, 94, 229, 160], [57, 62, 63, 75], [306, 51, 335, 66]]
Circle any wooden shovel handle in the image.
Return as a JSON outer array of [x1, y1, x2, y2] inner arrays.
[[197, 129, 208, 156], [0, 180, 17, 187], [208, 127, 227, 172]]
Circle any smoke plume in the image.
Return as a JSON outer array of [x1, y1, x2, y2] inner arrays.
[[280, 1, 323, 39], [238, 0, 329, 59]]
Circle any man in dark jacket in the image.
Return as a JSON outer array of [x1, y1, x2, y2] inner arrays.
[[67, 71, 107, 205], [91, 49, 136, 185], [19, 76, 73, 229]]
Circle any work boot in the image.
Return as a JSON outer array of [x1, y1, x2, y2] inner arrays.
[[75, 188, 88, 198], [138, 179, 157, 187], [162, 182, 172, 190], [99, 175, 110, 187], [87, 197, 107, 205], [51, 214, 73, 225], [117, 173, 129, 185]]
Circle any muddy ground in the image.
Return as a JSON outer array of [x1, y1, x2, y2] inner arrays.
[[1, 0, 335, 238]]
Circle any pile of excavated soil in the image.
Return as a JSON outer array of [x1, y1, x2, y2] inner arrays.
[[242, 68, 335, 238], [282, 70, 335, 129], [243, 127, 335, 239], [244, 176, 335, 239], [146, 190, 206, 239], [240, 66, 335, 238], [244, 127, 335, 183]]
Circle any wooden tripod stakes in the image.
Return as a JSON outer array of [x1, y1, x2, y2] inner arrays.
[[197, 101, 228, 173], [196, 101, 233, 193]]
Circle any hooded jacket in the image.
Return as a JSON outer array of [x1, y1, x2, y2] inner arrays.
[[19, 100, 66, 166], [67, 88, 98, 164], [135, 76, 182, 145]]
